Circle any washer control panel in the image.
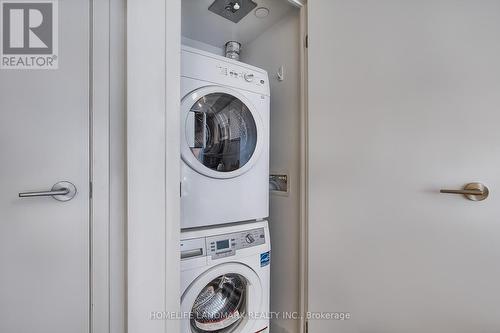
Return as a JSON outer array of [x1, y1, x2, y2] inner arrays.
[[206, 227, 266, 259]]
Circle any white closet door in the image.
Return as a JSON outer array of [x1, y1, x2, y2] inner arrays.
[[308, 1, 500, 332], [0, 1, 90, 332]]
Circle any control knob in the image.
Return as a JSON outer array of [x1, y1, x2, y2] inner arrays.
[[244, 73, 254, 82], [245, 233, 255, 244]]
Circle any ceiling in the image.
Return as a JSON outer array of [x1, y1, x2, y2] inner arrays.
[[182, 0, 296, 48]]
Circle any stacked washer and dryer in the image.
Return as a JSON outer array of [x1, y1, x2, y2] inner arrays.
[[180, 45, 271, 333]]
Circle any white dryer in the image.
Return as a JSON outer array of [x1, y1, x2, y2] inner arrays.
[[181, 221, 270, 333], [181, 46, 270, 229]]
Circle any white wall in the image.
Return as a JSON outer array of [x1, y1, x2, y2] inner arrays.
[[242, 11, 301, 333]]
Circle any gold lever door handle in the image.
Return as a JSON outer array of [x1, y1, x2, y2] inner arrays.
[[440, 182, 489, 201]]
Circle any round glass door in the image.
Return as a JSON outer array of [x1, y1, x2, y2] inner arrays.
[[181, 86, 263, 179], [181, 263, 263, 333], [190, 274, 247, 333]]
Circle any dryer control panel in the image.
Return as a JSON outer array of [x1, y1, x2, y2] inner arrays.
[[180, 227, 266, 260], [181, 46, 270, 96], [216, 65, 267, 89]]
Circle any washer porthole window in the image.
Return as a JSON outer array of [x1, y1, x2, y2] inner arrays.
[[185, 92, 258, 173], [190, 274, 247, 332]]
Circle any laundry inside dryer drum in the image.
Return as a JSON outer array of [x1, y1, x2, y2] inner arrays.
[[191, 274, 247, 332], [188, 93, 258, 172]]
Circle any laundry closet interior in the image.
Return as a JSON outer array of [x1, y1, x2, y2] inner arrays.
[[180, 1, 306, 333]]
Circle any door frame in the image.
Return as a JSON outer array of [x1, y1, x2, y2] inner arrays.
[[298, 2, 309, 333], [127, 1, 181, 333], [92, 0, 114, 331]]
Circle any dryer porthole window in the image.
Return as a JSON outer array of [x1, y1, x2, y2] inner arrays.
[[187, 92, 258, 173]]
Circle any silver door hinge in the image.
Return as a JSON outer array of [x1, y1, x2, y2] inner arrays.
[[89, 181, 93, 199], [305, 35, 308, 48]]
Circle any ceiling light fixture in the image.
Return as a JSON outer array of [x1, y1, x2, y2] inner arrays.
[[254, 7, 269, 18]]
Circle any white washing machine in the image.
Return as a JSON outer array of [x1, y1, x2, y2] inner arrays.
[[181, 45, 270, 229], [181, 221, 270, 333]]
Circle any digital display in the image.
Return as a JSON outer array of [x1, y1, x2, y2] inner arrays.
[[216, 239, 230, 250]]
